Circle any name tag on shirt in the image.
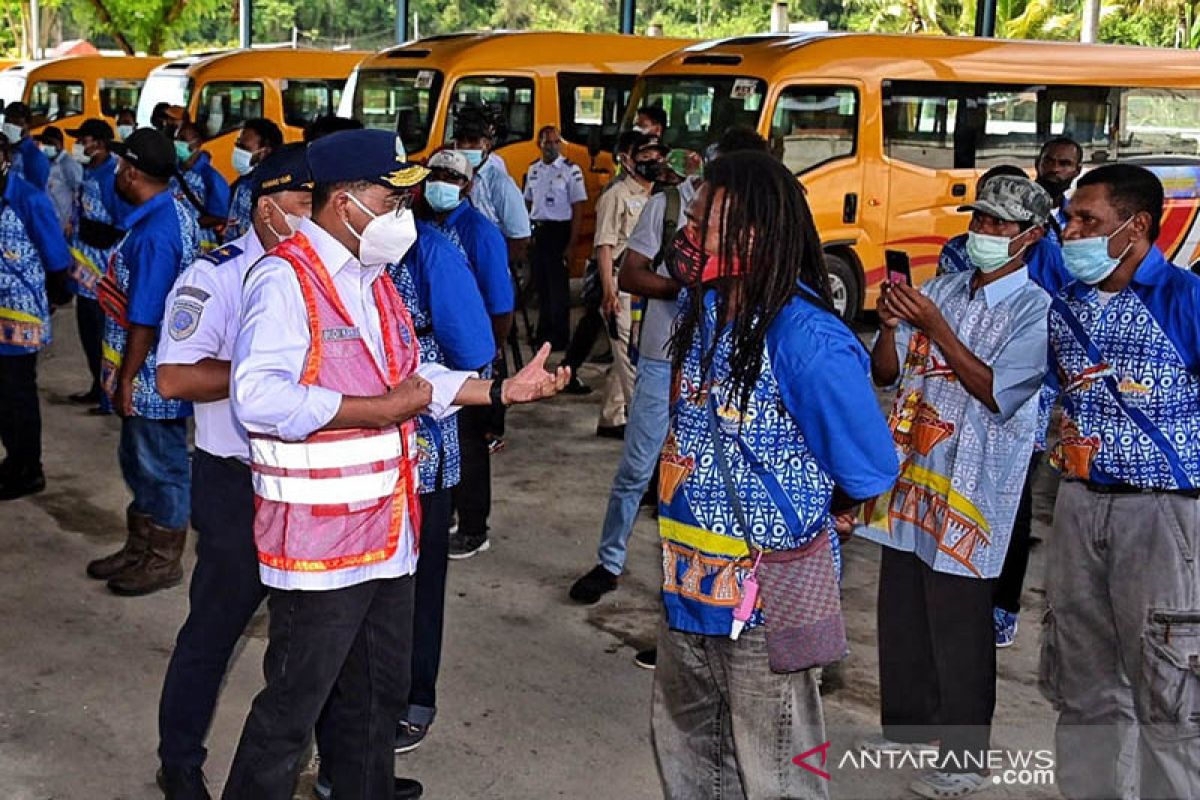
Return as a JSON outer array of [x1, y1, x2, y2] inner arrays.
[[322, 326, 362, 342]]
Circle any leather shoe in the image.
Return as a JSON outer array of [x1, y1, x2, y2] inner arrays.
[[0, 464, 45, 501], [156, 765, 211, 800], [395, 778, 424, 799]]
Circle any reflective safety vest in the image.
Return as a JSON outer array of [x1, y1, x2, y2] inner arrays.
[[249, 231, 423, 575]]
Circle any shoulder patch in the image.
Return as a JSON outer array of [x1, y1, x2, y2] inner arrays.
[[167, 297, 204, 341], [198, 243, 243, 266]]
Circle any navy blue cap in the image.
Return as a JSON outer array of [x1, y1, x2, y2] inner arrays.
[[306, 129, 429, 190], [252, 142, 312, 203]]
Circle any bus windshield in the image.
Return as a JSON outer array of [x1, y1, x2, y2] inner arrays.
[[631, 75, 767, 152], [352, 68, 443, 155], [136, 71, 192, 128]]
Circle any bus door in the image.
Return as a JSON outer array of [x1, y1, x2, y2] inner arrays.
[[880, 80, 982, 286], [767, 81, 868, 314]]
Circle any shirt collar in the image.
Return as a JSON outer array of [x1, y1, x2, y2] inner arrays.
[[978, 265, 1030, 308], [188, 151, 211, 172], [241, 227, 266, 261], [297, 216, 359, 278], [444, 200, 470, 226], [1066, 246, 1170, 300], [123, 186, 174, 228]]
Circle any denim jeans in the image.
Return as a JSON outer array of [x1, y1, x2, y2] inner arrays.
[[597, 356, 671, 575], [118, 416, 190, 529], [651, 623, 829, 800]]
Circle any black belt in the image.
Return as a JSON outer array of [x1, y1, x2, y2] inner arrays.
[[1082, 480, 1200, 499], [532, 219, 571, 228]]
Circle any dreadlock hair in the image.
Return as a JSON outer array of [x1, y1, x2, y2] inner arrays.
[[669, 150, 833, 419]]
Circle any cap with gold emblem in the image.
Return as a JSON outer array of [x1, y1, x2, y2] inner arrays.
[[252, 142, 313, 203], [307, 129, 429, 190]]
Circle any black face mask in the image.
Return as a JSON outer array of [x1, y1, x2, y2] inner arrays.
[[1036, 174, 1071, 199], [634, 160, 661, 182]]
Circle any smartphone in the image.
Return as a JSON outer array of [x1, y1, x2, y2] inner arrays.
[[885, 250, 912, 287]]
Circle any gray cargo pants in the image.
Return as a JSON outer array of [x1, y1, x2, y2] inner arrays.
[[1040, 481, 1200, 800]]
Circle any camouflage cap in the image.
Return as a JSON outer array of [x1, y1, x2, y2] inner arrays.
[[958, 175, 1052, 226]]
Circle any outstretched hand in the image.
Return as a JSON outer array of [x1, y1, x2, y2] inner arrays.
[[502, 343, 570, 404]]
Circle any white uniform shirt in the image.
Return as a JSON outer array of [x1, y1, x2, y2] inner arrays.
[[157, 231, 264, 460], [523, 156, 587, 222], [232, 217, 473, 591]]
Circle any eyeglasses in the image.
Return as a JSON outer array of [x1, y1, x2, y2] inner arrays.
[[347, 189, 414, 219]]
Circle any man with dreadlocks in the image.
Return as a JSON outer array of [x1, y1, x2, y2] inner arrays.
[[651, 150, 897, 799]]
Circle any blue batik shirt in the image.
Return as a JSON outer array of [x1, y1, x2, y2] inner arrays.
[[659, 288, 898, 636], [387, 221, 494, 492], [0, 173, 72, 355], [1048, 247, 1200, 490], [174, 152, 231, 252], [857, 269, 1050, 579], [938, 233, 1068, 452], [71, 155, 130, 300], [102, 190, 199, 419], [224, 174, 253, 243]]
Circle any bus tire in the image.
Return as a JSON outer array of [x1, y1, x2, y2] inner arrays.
[[824, 251, 861, 321]]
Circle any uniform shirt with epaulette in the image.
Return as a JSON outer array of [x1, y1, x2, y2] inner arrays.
[[157, 232, 264, 460], [523, 155, 587, 222]]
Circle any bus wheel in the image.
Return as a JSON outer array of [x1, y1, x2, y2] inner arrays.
[[824, 252, 860, 321]]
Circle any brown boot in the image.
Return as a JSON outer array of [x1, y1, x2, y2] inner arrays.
[[86, 508, 152, 580], [106, 522, 186, 596]]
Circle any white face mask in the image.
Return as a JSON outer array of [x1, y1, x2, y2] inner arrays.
[[40, 144, 58, 159], [231, 145, 255, 176], [342, 192, 418, 267], [71, 143, 89, 164], [2, 122, 23, 144], [263, 197, 303, 243], [116, 124, 134, 141]]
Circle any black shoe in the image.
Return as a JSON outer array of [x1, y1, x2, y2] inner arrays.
[[157, 765, 211, 800], [394, 778, 424, 799], [0, 465, 45, 501], [819, 661, 845, 696], [394, 719, 430, 754], [596, 424, 626, 440], [69, 388, 101, 404], [634, 648, 657, 670], [448, 529, 490, 560], [562, 375, 593, 395], [569, 565, 619, 604]]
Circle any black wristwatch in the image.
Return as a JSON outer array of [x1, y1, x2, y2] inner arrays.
[[489, 377, 506, 409]]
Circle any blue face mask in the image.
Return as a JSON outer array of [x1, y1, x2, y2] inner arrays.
[[460, 149, 484, 168], [425, 180, 463, 213], [1062, 216, 1134, 285]]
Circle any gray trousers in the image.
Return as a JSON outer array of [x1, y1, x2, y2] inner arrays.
[[1040, 481, 1200, 800], [651, 623, 830, 800]]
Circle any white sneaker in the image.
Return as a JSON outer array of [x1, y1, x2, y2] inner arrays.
[[857, 734, 939, 754], [910, 770, 988, 798]]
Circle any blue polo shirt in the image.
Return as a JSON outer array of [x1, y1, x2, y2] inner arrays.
[[436, 201, 514, 316], [87, 154, 131, 223], [401, 220, 495, 371], [1048, 247, 1200, 490], [11, 135, 49, 189]]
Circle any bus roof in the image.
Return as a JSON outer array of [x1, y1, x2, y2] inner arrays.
[[153, 47, 366, 81], [643, 32, 1200, 88], [355, 31, 695, 76], [0, 54, 166, 81]]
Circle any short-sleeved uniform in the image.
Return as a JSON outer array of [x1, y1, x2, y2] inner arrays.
[[593, 174, 651, 263], [470, 156, 531, 240], [523, 156, 586, 222], [100, 189, 200, 418]]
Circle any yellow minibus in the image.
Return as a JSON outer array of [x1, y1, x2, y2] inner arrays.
[[632, 33, 1200, 317], [136, 48, 365, 181]]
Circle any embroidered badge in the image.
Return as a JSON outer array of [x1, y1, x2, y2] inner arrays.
[[168, 298, 204, 341]]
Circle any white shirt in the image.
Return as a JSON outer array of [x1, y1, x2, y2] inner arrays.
[[157, 230, 264, 460], [232, 217, 473, 591], [470, 156, 532, 239], [523, 155, 587, 222]]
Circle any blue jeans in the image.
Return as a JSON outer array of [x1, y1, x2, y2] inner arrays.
[[118, 416, 190, 529], [597, 356, 671, 575]]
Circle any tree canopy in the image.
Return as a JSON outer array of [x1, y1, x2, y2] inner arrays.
[[6, 0, 1200, 56]]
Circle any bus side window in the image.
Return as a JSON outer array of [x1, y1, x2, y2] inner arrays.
[[769, 85, 858, 175]]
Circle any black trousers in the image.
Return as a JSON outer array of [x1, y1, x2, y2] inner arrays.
[[993, 452, 1040, 614], [452, 405, 491, 539], [75, 295, 104, 395], [408, 487, 453, 717], [0, 353, 41, 470], [158, 451, 264, 770], [530, 220, 572, 350], [561, 301, 605, 373], [222, 575, 415, 800], [878, 548, 996, 773]]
